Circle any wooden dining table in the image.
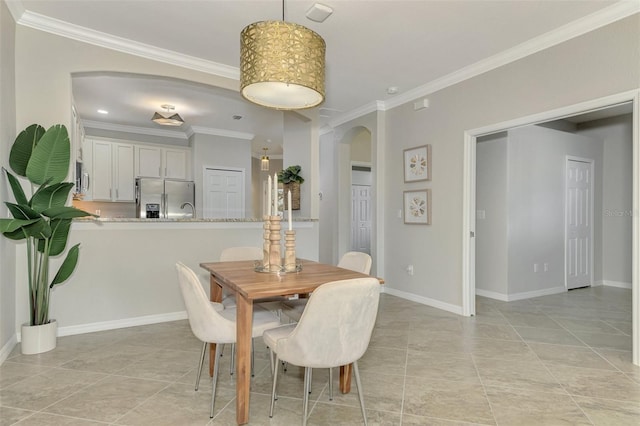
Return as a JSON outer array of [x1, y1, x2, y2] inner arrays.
[[200, 258, 382, 425]]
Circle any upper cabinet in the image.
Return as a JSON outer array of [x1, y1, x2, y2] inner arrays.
[[135, 145, 190, 180]]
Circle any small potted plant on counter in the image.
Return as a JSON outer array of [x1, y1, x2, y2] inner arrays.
[[0, 124, 95, 354], [278, 165, 304, 210]]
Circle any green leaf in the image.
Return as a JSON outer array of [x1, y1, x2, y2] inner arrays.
[[4, 169, 28, 205], [42, 206, 95, 219], [5, 203, 40, 220], [9, 124, 45, 177], [0, 218, 40, 235], [50, 243, 80, 288], [21, 219, 50, 239], [46, 218, 71, 256], [31, 183, 74, 212], [26, 125, 70, 185]]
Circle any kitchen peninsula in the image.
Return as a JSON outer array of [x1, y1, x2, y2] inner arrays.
[[14, 217, 319, 338]]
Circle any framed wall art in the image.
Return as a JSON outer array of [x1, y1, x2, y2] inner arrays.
[[403, 144, 431, 182], [404, 189, 431, 225]]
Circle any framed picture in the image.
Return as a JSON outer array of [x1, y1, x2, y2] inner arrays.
[[404, 189, 431, 225], [403, 144, 432, 182]]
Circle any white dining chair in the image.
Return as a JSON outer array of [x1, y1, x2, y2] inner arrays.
[[263, 277, 380, 425], [281, 251, 372, 322], [175, 262, 281, 418]]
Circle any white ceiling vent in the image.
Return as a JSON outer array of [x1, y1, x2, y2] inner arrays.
[[306, 3, 333, 23]]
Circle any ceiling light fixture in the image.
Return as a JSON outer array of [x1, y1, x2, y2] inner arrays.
[[260, 147, 270, 171], [151, 104, 184, 126], [240, 0, 326, 110]]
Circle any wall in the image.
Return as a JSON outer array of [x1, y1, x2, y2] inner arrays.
[[476, 133, 509, 296], [382, 15, 639, 311], [283, 112, 314, 219], [251, 156, 283, 218], [190, 132, 252, 218], [0, 0, 17, 361], [319, 130, 337, 264], [578, 114, 633, 286], [350, 128, 372, 164]]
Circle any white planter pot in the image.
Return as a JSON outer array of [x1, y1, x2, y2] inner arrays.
[[21, 320, 57, 355]]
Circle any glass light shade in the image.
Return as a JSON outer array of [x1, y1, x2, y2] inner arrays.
[[240, 20, 326, 110], [261, 155, 270, 171], [151, 112, 184, 126]]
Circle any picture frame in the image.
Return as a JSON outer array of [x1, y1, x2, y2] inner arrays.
[[403, 144, 432, 182], [404, 189, 431, 225]]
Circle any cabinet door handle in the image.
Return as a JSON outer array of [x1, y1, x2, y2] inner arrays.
[[165, 167, 168, 177], [159, 167, 161, 177], [116, 189, 119, 199], [109, 188, 112, 199]]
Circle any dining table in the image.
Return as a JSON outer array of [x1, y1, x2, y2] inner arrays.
[[200, 258, 383, 425]]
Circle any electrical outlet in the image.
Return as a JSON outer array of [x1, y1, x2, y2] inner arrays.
[[533, 263, 539, 273], [406, 265, 414, 275]]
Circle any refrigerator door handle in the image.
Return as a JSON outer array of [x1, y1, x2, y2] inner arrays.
[[164, 193, 168, 218]]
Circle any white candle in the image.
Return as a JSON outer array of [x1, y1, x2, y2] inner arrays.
[[273, 172, 278, 216], [288, 190, 292, 231], [267, 176, 272, 216]]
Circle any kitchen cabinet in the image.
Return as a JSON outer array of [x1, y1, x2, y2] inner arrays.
[[90, 139, 135, 202], [135, 145, 190, 179]]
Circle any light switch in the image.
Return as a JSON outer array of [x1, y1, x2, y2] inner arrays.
[[477, 210, 486, 220]]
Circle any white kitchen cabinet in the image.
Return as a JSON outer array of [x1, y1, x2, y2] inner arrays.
[[135, 145, 190, 179], [90, 139, 134, 202]]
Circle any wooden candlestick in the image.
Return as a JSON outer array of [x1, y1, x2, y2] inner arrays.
[[284, 230, 296, 272], [268, 215, 282, 272], [262, 216, 270, 268]]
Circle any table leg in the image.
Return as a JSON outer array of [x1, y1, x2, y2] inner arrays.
[[235, 295, 253, 425], [339, 363, 352, 393], [209, 275, 223, 377]]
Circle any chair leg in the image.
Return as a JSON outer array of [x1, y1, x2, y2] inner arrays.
[[230, 343, 235, 375], [328, 367, 333, 400], [195, 342, 207, 391], [353, 361, 367, 426], [251, 342, 255, 377], [269, 355, 280, 418], [302, 367, 312, 426], [210, 344, 223, 418]]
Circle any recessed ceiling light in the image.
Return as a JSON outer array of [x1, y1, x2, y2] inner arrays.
[[233, 115, 243, 120], [387, 86, 399, 95], [97, 109, 109, 114]]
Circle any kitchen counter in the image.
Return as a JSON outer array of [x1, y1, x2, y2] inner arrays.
[[72, 217, 318, 230], [74, 217, 318, 223]]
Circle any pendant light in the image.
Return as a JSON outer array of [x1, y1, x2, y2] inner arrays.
[[240, 0, 326, 110], [260, 147, 270, 171], [151, 104, 184, 126]]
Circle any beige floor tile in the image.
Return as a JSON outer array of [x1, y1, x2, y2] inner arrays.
[[116, 348, 202, 382], [405, 350, 479, 384], [547, 365, 640, 402], [485, 386, 591, 425], [469, 338, 537, 362], [528, 342, 615, 370], [474, 357, 565, 393], [574, 396, 640, 426], [590, 349, 640, 373], [571, 331, 632, 351], [44, 375, 168, 423], [369, 325, 410, 349], [603, 319, 633, 335], [402, 377, 494, 424], [358, 346, 407, 375], [324, 369, 404, 413], [514, 326, 585, 346], [7, 412, 108, 425], [408, 331, 473, 355], [0, 406, 34, 426], [308, 401, 401, 425], [6, 347, 84, 368], [553, 317, 622, 334], [460, 323, 522, 341], [59, 344, 153, 374], [402, 413, 493, 425], [0, 361, 50, 389]]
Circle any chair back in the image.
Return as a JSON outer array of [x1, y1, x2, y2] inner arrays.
[[338, 251, 372, 274], [175, 262, 236, 344], [220, 246, 263, 262], [275, 277, 380, 368]]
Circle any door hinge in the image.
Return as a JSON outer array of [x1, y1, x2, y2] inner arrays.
[[470, 231, 475, 238]]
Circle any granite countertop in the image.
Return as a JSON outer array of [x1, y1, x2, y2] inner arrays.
[[74, 217, 318, 223]]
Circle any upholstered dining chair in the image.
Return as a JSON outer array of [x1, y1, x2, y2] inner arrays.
[[281, 251, 372, 322], [263, 277, 380, 425], [175, 262, 281, 418]]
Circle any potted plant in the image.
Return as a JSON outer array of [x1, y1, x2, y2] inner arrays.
[[0, 124, 94, 354], [278, 165, 304, 210]]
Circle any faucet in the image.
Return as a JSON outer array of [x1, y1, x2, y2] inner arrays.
[[180, 202, 196, 218]]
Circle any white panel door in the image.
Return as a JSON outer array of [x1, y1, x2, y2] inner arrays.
[[566, 159, 593, 290], [204, 168, 244, 218], [351, 184, 371, 254]]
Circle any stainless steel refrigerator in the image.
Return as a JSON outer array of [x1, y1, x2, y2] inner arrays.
[[135, 178, 195, 219]]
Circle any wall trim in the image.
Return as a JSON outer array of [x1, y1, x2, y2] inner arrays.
[[0, 335, 18, 365], [601, 280, 633, 290], [476, 286, 566, 302], [16, 311, 188, 341], [382, 286, 463, 315], [83, 120, 189, 140]]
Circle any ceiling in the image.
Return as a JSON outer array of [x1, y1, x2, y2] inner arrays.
[[10, 0, 627, 155]]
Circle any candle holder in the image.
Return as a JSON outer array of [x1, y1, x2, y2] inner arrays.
[[268, 215, 282, 272], [262, 216, 270, 268], [284, 230, 297, 272]]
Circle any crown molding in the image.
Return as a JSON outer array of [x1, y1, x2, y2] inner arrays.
[[5, 0, 25, 22], [383, 1, 640, 111], [330, 101, 385, 128], [83, 120, 189, 139], [14, 9, 240, 80], [188, 126, 254, 140]]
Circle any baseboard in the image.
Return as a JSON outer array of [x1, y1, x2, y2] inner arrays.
[[16, 311, 188, 341], [601, 280, 632, 289], [382, 287, 463, 315], [0, 335, 18, 365], [476, 286, 566, 302]]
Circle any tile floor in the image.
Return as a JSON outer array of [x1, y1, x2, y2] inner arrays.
[[1, 286, 639, 425]]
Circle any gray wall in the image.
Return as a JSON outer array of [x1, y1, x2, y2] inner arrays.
[[0, 0, 17, 359], [578, 114, 633, 285]]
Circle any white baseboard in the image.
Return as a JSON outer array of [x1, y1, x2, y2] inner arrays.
[[601, 280, 632, 289], [0, 335, 18, 365], [16, 311, 188, 341], [476, 285, 566, 302], [382, 286, 463, 315]]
